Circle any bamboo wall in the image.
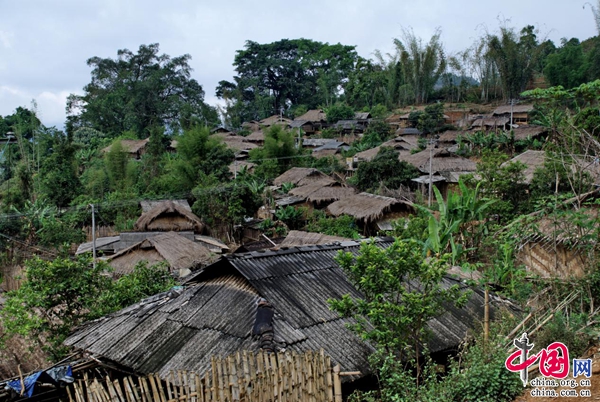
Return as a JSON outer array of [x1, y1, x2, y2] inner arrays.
[[68, 350, 342, 402], [84, 226, 119, 241]]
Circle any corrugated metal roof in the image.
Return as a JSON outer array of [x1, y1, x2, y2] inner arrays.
[[65, 240, 517, 382]]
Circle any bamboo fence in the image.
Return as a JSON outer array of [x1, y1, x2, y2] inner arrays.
[[68, 350, 343, 402]]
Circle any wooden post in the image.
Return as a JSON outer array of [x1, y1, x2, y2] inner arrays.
[[484, 287, 490, 344], [333, 365, 342, 402]]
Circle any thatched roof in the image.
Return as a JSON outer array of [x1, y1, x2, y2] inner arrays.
[[228, 160, 256, 175], [396, 127, 422, 135], [502, 150, 600, 184], [140, 199, 191, 213], [493, 104, 534, 115], [511, 125, 547, 141], [289, 120, 312, 129], [289, 182, 356, 204], [243, 130, 264, 143], [470, 117, 509, 129], [439, 130, 467, 143], [326, 192, 413, 223], [241, 120, 261, 131], [354, 138, 416, 162], [134, 200, 204, 232], [294, 109, 326, 123], [273, 168, 335, 187], [260, 115, 293, 126], [102, 139, 149, 155], [354, 112, 371, 120], [279, 230, 350, 248], [400, 147, 477, 174], [107, 232, 213, 276], [302, 138, 336, 147], [221, 135, 259, 152]]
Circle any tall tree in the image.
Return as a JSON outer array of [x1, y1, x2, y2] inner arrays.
[[544, 38, 589, 88], [66, 44, 218, 138], [394, 28, 447, 104], [217, 39, 357, 126], [487, 25, 543, 100]]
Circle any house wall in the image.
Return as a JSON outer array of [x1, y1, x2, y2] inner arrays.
[[517, 243, 587, 279]]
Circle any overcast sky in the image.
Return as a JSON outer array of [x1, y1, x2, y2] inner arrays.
[[0, 0, 597, 129]]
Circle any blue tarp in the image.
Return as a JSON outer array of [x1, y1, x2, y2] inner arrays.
[[5, 365, 73, 398]]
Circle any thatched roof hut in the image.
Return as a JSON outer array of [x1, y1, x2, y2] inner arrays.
[[326, 192, 414, 223], [244, 130, 264, 144], [289, 182, 356, 205], [492, 104, 534, 115], [279, 230, 350, 248], [273, 168, 335, 187], [107, 232, 213, 277], [354, 137, 416, 162], [101, 139, 149, 159], [259, 115, 292, 127], [400, 147, 476, 174], [504, 150, 600, 184], [294, 109, 326, 123], [134, 200, 205, 233], [510, 125, 547, 141], [470, 116, 509, 130]]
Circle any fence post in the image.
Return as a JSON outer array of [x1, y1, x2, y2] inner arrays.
[[333, 365, 342, 402]]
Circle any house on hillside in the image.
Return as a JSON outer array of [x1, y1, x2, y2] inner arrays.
[[273, 167, 335, 187], [259, 115, 292, 128], [243, 130, 264, 145], [516, 192, 600, 279], [289, 181, 357, 207], [492, 104, 534, 125], [107, 231, 214, 278], [332, 120, 364, 134], [134, 200, 205, 233], [470, 116, 510, 131], [502, 150, 600, 185], [101, 139, 150, 160], [278, 230, 351, 248], [326, 192, 415, 233], [355, 136, 420, 163], [64, 239, 514, 389], [294, 109, 327, 133], [400, 147, 476, 198]]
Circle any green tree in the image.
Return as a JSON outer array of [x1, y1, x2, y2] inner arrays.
[[67, 43, 217, 137], [252, 125, 299, 174], [217, 39, 357, 125], [330, 239, 468, 390], [487, 25, 543, 100], [0, 256, 175, 359], [394, 27, 447, 104], [325, 103, 354, 123], [354, 147, 419, 192], [544, 38, 589, 89], [38, 131, 80, 207]]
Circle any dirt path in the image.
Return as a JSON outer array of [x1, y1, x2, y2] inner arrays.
[[514, 356, 600, 401]]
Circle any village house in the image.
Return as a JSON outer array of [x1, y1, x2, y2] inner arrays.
[[293, 109, 327, 133], [101, 138, 150, 160], [64, 238, 513, 390], [107, 231, 214, 278], [516, 191, 600, 279], [326, 192, 415, 233], [492, 104, 535, 125]]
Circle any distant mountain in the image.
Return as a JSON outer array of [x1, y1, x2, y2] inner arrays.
[[435, 73, 479, 90]]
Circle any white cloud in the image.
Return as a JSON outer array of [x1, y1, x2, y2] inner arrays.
[[0, 86, 74, 129]]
